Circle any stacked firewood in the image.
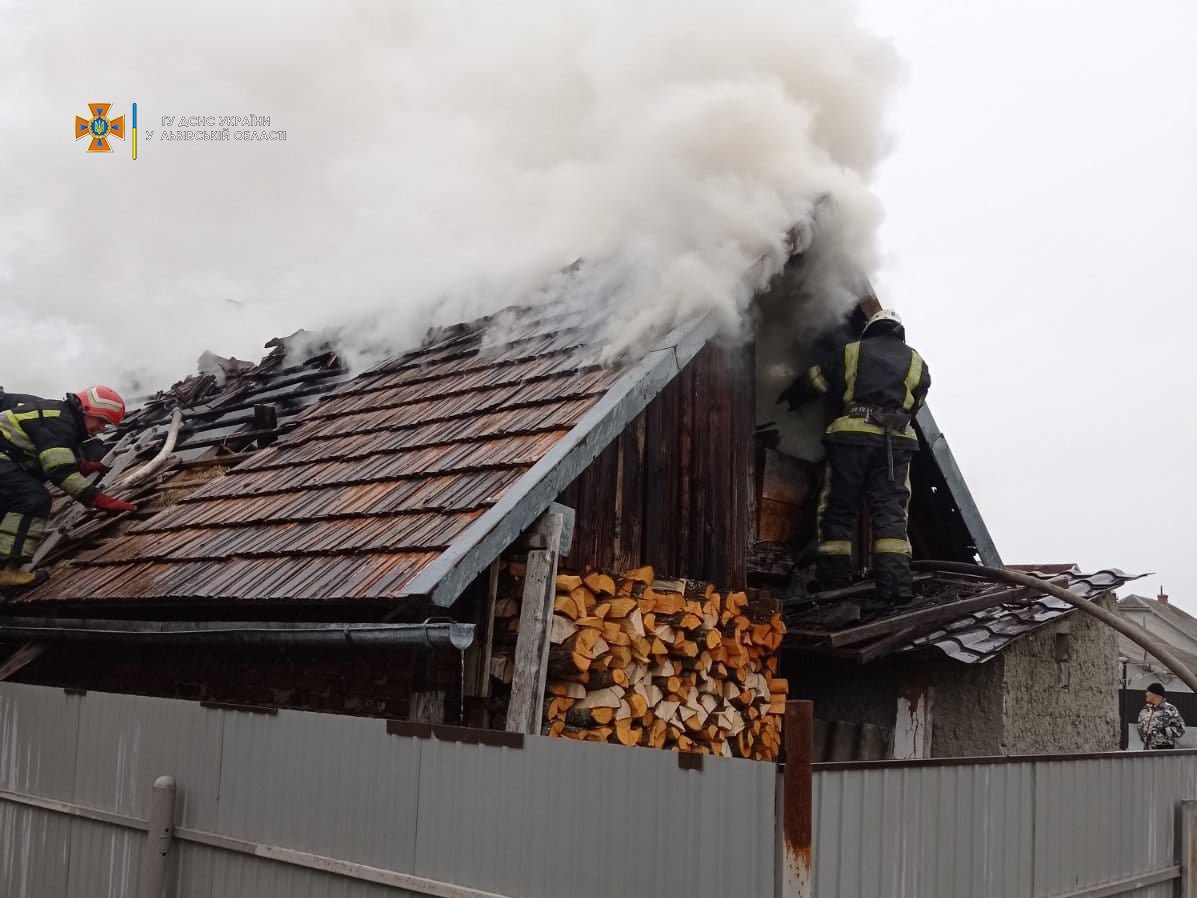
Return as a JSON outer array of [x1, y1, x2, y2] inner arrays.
[[492, 564, 787, 759]]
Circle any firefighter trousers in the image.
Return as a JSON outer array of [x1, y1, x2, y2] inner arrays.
[[0, 459, 52, 564], [815, 441, 914, 603]]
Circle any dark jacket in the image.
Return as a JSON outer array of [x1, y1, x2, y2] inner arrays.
[[781, 331, 931, 446], [0, 394, 99, 505], [0, 389, 39, 412]]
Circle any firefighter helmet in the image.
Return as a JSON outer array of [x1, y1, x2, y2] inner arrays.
[[863, 308, 904, 335], [75, 386, 126, 427]]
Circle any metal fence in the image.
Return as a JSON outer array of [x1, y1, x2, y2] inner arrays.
[[4, 682, 1197, 898], [814, 752, 1197, 898], [0, 683, 778, 898]]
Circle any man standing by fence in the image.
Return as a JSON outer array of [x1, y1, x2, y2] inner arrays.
[[1137, 682, 1186, 750]]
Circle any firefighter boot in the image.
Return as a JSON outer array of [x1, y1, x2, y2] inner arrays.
[[0, 561, 48, 591]]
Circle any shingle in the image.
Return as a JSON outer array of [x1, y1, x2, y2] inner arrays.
[[19, 305, 627, 606]]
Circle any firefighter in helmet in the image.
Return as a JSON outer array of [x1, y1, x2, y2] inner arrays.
[[778, 310, 931, 606], [0, 386, 137, 590]]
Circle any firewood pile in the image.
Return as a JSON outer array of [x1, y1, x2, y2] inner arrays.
[[491, 563, 787, 760]]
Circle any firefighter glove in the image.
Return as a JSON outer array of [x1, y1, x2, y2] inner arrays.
[[92, 493, 136, 514], [78, 460, 111, 476]]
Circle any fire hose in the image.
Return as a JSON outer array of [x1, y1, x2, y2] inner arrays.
[[912, 560, 1197, 695]]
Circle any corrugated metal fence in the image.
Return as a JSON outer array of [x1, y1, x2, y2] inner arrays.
[[815, 753, 1197, 898], [0, 682, 777, 898], [3, 682, 1197, 898]]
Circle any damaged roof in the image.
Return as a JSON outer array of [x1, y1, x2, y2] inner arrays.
[[786, 565, 1137, 664], [21, 305, 718, 608]]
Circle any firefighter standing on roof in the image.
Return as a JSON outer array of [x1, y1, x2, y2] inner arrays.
[[778, 309, 931, 606], [0, 386, 137, 590]]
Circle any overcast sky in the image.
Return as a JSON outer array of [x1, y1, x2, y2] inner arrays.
[[858, 1, 1197, 611], [5, 1, 1195, 611]]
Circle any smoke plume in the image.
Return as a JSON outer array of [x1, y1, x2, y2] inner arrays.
[[0, 0, 899, 398]]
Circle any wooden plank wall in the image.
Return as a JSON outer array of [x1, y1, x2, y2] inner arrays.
[[557, 342, 756, 588]]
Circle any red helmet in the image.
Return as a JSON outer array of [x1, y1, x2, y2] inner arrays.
[[75, 385, 126, 427]]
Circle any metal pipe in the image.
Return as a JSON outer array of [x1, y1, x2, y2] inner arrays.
[[137, 776, 175, 898], [912, 560, 1197, 694], [0, 618, 475, 650], [115, 407, 183, 489]]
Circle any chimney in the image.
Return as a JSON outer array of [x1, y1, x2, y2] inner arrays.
[[1158, 586, 1169, 606]]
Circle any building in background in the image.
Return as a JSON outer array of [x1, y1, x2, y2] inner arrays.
[[1116, 590, 1197, 749]]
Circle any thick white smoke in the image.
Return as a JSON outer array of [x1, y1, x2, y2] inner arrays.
[[0, 0, 899, 398]]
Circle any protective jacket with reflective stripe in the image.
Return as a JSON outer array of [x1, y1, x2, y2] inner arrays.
[[788, 332, 931, 446], [0, 396, 98, 505]]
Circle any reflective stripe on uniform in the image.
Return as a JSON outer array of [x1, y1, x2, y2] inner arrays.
[[818, 540, 853, 556], [826, 416, 917, 439], [843, 342, 860, 405], [0, 511, 45, 559], [59, 472, 93, 499], [0, 512, 22, 555], [0, 415, 35, 454], [816, 460, 833, 541], [874, 538, 912, 555], [39, 446, 77, 471], [902, 352, 923, 411], [0, 407, 63, 458], [808, 365, 829, 395]]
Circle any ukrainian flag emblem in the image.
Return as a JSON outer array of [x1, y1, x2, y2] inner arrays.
[[75, 103, 125, 153]]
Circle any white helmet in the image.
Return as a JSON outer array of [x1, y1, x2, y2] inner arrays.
[[863, 308, 903, 334]]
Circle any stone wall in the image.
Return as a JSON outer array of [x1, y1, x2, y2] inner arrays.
[[999, 593, 1120, 754], [788, 593, 1122, 758]]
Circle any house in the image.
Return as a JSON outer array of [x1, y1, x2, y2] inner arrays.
[[0, 249, 1133, 758], [784, 565, 1130, 759], [1116, 591, 1197, 749]]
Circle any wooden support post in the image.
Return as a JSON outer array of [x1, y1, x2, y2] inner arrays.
[[409, 647, 445, 725], [506, 511, 564, 735], [782, 699, 813, 898], [1181, 800, 1197, 898]]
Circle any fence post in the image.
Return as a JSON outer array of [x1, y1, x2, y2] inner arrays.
[[782, 700, 814, 898], [138, 775, 176, 898], [1181, 800, 1197, 898]]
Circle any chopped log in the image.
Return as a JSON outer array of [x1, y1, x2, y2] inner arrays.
[[495, 597, 520, 618], [575, 687, 624, 710], [624, 566, 654, 585], [584, 572, 617, 597], [550, 616, 578, 645], [614, 718, 641, 747], [566, 706, 615, 727], [604, 598, 638, 619], [628, 692, 649, 717], [652, 592, 686, 614], [586, 669, 628, 690], [553, 593, 580, 620], [555, 574, 583, 593], [548, 681, 586, 700]]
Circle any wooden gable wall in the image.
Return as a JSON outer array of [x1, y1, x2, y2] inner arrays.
[[555, 342, 756, 588]]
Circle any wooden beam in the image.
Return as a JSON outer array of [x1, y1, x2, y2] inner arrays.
[[506, 511, 564, 735], [0, 642, 46, 681], [463, 561, 500, 700]]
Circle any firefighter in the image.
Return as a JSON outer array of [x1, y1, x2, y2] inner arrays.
[[778, 309, 931, 606], [0, 386, 137, 590]]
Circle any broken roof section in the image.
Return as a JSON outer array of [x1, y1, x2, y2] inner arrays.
[[785, 565, 1136, 664], [23, 304, 717, 608]]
